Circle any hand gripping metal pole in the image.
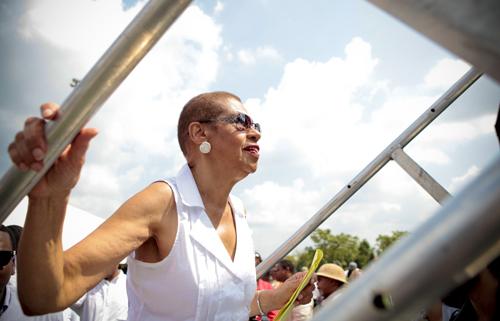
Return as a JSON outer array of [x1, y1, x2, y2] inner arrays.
[[256, 68, 481, 278], [0, 0, 192, 222], [312, 155, 500, 321]]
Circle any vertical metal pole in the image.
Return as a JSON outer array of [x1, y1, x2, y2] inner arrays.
[[257, 68, 481, 278], [312, 155, 500, 321], [0, 0, 192, 222]]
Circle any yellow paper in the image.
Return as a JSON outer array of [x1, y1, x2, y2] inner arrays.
[[274, 249, 323, 321]]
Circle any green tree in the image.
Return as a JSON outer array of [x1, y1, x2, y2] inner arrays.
[[294, 247, 316, 271], [357, 239, 374, 268], [309, 229, 360, 268], [292, 229, 377, 270], [375, 230, 409, 255], [284, 254, 299, 270]]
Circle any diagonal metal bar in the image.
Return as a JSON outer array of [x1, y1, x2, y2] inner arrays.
[[257, 68, 481, 278], [391, 147, 451, 205], [0, 0, 192, 222], [312, 155, 500, 321]]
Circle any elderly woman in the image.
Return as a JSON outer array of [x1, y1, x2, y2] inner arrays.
[[8, 92, 312, 321]]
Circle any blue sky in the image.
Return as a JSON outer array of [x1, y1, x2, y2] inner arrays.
[[1, 0, 499, 257]]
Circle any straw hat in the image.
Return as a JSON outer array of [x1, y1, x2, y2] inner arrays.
[[316, 263, 347, 284]]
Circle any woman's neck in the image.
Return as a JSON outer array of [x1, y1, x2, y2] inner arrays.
[[191, 163, 236, 216]]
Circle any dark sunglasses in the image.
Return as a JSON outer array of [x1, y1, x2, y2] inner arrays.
[[0, 250, 14, 267], [200, 112, 261, 133]]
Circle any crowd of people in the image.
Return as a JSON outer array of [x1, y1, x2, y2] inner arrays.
[[250, 253, 355, 321], [4, 93, 499, 321], [253, 251, 500, 321]]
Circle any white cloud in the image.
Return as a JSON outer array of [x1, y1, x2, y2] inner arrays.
[[237, 50, 256, 65], [243, 38, 438, 252], [324, 203, 399, 243], [244, 179, 322, 227], [18, 0, 141, 70], [223, 45, 234, 61], [18, 1, 222, 93], [381, 202, 401, 212], [247, 37, 379, 177], [244, 38, 489, 255], [415, 114, 496, 145], [237, 46, 282, 65], [404, 147, 450, 165], [13, 0, 222, 216], [72, 164, 123, 215], [256, 46, 282, 60], [370, 94, 437, 143], [424, 58, 470, 89], [448, 165, 480, 193], [119, 165, 146, 186], [372, 162, 433, 201], [214, 1, 224, 15]]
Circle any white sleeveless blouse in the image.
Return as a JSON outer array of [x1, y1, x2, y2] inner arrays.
[[126, 164, 257, 321]]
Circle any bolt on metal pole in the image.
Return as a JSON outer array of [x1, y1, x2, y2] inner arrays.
[[0, 0, 192, 222], [257, 68, 481, 278], [312, 154, 500, 321]]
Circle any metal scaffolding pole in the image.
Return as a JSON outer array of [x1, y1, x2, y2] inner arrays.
[[257, 68, 481, 278], [0, 0, 192, 222], [312, 154, 500, 321], [367, 0, 500, 83], [391, 147, 451, 204]]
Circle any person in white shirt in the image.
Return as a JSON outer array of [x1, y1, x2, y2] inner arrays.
[[9, 92, 314, 321], [71, 266, 127, 321]]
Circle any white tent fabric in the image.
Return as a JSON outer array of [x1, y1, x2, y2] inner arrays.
[[4, 197, 105, 250]]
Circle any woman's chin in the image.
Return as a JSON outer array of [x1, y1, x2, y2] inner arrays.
[[247, 163, 258, 173]]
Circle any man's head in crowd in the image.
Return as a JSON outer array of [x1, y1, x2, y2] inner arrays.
[[316, 263, 347, 299]]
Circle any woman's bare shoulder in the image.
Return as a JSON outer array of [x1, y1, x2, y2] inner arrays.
[[140, 181, 177, 224]]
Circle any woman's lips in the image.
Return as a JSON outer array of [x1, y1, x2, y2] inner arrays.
[[243, 145, 260, 157]]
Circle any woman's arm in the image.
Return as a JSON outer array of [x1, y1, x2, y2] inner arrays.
[[9, 103, 174, 314], [18, 182, 173, 315]]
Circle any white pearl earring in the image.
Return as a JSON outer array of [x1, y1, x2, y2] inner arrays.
[[199, 141, 211, 154]]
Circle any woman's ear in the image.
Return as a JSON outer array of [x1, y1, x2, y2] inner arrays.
[[187, 122, 208, 145]]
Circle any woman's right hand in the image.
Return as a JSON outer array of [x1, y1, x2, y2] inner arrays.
[[7, 102, 98, 199]]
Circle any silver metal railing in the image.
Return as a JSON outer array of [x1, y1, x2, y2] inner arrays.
[[0, 0, 192, 222], [312, 154, 500, 321], [257, 68, 482, 278], [367, 0, 500, 84]]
